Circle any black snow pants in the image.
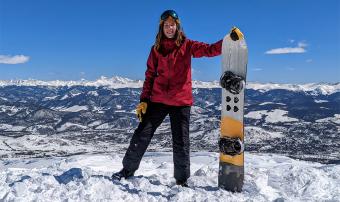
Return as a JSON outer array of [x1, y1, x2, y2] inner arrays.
[[122, 102, 191, 181]]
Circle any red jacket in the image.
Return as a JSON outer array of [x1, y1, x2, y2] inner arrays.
[[140, 38, 222, 106]]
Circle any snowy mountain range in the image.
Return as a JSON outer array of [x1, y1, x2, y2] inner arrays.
[[1, 76, 339, 95], [0, 76, 339, 164]]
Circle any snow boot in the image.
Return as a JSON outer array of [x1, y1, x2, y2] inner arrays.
[[176, 180, 189, 187], [111, 168, 134, 181]]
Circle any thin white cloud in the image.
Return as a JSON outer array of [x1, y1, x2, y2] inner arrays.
[[265, 41, 307, 55], [298, 42, 307, 47], [80, 72, 86, 77], [252, 68, 263, 71], [306, 59, 313, 63], [0, 55, 30, 64], [266, 47, 305, 54], [191, 67, 201, 75]]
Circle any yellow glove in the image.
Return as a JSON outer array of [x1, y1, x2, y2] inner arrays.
[[136, 102, 148, 122], [230, 26, 244, 41]]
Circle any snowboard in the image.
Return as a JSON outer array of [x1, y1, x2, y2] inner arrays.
[[218, 31, 248, 192]]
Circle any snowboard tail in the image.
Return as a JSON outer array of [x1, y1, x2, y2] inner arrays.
[[218, 162, 244, 192]]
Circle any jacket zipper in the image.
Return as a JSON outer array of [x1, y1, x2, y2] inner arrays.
[[167, 57, 170, 94]]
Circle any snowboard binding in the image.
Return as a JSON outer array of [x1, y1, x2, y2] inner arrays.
[[219, 137, 244, 156], [220, 71, 244, 94]]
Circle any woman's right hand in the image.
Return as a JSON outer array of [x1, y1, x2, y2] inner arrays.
[[136, 102, 148, 122]]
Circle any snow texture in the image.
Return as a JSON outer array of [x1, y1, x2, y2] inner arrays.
[[0, 152, 339, 202]]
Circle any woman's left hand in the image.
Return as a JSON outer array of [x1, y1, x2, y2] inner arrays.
[[136, 102, 148, 122]]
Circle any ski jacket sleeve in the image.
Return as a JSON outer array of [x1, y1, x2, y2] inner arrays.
[[140, 46, 158, 103], [190, 39, 223, 58]]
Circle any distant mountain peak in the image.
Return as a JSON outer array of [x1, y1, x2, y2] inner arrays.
[[0, 76, 339, 95]]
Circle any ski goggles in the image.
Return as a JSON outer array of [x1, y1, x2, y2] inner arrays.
[[161, 10, 179, 20]]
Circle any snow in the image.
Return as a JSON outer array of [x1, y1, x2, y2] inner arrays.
[[115, 110, 126, 113], [87, 91, 99, 96], [95, 123, 110, 130], [43, 95, 58, 101], [54, 105, 89, 112], [192, 80, 220, 88], [88, 120, 102, 127], [0, 105, 22, 115], [247, 82, 340, 95], [0, 76, 339, 95], [316, 114, 340, 124], [245, 110, 268, 119], [0, 134, 105, 158], [190, 106, 208, 114], [57, 122, 87, 132], [264, 109, 299, 123], [0, 124, 25, 131], [25, 125, 54, 132], [259, 102, 286, 106], [244, 109, 298, 123], [0, 152, 339, 201], [0, 124, 13, 130], [0, 76, 144, 89], [60, 94, 69, 100], [246, 126, 284, 141], [314, 99, 328, 103]]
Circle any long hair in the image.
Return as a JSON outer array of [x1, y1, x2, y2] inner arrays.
[[154, 17, 186, 51]]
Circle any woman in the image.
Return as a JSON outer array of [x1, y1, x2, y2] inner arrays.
[[113, 10, 243, 187]]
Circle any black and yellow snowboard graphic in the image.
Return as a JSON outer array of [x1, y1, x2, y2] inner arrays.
[[218, 30, 248, 192]]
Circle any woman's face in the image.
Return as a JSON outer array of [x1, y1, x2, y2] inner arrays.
[[163, 17, 177, 39]]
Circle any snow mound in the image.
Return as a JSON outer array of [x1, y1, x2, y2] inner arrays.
[[0, 152, 339, 201]]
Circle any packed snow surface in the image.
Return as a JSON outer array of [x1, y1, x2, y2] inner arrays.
[[0, 152, 339, 201]]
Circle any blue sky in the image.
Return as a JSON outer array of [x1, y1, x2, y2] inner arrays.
[[0, 0, 339, 83]]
